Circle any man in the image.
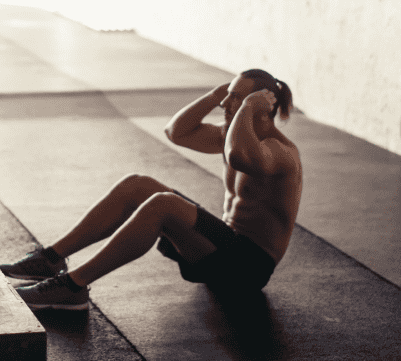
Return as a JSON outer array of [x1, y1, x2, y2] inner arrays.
[[0, 69, 302, 310]]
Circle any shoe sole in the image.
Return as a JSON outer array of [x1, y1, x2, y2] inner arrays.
[[8, 268, 68, 281], [26, 301, 90, 311], [8, 273, 49, 281]]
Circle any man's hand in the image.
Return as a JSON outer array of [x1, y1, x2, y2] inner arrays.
[[243, 89, 277, 114], [209, 83, 230, 105]]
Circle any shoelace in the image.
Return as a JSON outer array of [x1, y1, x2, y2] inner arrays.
[[17, 246, 49, 275], [36, 275, 67, 293], [19, 244, 43, 261], [17, 244, 69, 275], [18, 251, 66, 276], [36, 274, 91, 293]]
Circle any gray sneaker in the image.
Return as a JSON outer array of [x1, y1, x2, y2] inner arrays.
[[0, 244, 68, 281], [15, 273, 90, 311]]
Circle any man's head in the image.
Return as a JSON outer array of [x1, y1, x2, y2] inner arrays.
[[220, 69, 293, 131]]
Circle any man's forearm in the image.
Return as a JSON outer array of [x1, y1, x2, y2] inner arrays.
[[164, 92, 219, 140], [224, 104, 259, 162]]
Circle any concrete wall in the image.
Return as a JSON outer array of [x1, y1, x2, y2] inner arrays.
[[6, 0, 401, 155], [128, 0, 401, 156]]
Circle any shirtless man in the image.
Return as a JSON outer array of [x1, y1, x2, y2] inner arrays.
[[1, 69, 302, 310]]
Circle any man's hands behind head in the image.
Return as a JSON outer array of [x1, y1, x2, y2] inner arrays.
[[209, 83, 230, 106], [243, 89, 277, 115]]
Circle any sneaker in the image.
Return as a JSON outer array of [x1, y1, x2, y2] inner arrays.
[[15, 274, 90, 311], [0, 244, 68, 281]]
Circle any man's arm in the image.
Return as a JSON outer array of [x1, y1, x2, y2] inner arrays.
[[225, 93, 289, 177], [164, 84, 229, 154]]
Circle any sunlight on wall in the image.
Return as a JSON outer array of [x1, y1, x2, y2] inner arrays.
[[0, 0, 55, 11], [0, 0, 136, 31], [2, 0, 401, 155]]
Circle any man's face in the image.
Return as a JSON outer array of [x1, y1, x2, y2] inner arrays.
[[220, 75, 255, 124], [220, 75, 275, 140]]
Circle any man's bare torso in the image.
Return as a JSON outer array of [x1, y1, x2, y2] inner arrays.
[[222, 134, 302, 265]]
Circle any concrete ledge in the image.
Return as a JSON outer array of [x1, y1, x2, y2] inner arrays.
[[0, 271, 46, 360]]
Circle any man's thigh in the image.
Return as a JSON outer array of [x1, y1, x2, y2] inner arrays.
[[159, 192, 218, 264], [116, 174, 175, 208], [158, 193, 275, 290]]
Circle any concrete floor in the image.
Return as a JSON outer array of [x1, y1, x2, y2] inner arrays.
[[0, 4, 401, 360]]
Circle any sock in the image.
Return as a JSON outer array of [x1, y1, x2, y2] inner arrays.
[[60, 273, 84, 293], [41, 247, 63, 264]]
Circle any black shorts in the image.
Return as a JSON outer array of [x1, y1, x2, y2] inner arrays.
[[157, 190, 276, 291]]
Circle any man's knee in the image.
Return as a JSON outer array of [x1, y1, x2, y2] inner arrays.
[[117, 174, 148, 191], [151, 192, 199, 230], [114, 174, 172, 201], [147, 191, 179, 208]]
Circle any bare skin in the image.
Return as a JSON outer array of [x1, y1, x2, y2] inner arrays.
[[50, 175, 217, 287], [220, 77, 303, 262], [47, 72, 301, 288], [165, 74, 303, 264], [222, 133, 302, 263]]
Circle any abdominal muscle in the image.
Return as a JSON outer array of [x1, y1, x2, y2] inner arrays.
[[222, 196, 291, 265], [221, 157, 298, 265]]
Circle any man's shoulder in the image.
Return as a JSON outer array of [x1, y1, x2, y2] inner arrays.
[[263, 138, 301, 175], [285, 142, 302, 178]]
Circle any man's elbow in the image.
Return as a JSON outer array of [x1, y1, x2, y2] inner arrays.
[[226, 150, 238, 166], [164, 128, 187, 147], [164, 127, 175, 142], [227, 152, 249, 173]]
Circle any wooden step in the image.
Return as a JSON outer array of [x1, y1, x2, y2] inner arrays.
[[0, 271, 46, 360]]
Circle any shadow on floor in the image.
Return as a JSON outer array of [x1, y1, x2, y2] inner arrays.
[[198, 286, 287, 361]]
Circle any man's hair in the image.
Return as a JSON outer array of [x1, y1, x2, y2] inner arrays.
[[241, 69, 293, 121]]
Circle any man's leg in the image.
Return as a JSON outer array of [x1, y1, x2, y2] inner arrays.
[[50, 174, 175, 258], [15, 191, 219, 310], [65, 192, 218, 287]]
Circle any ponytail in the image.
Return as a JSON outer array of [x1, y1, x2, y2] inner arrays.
[[275, 79, 293, 121], [240, 69, 294, 122]]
